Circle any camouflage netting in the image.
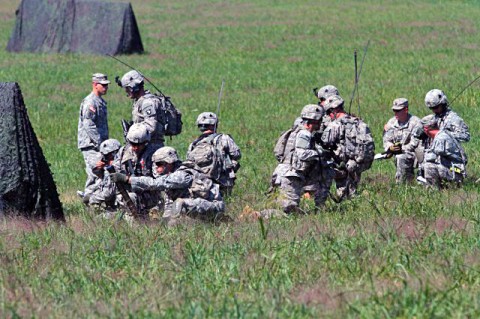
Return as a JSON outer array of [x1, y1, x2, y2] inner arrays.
[[0, 83, 64, 221], [6, 0, 144, 55]]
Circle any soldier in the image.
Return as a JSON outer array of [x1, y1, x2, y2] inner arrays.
[[382, 98, 422, 183], [113, 123, 161, 219], [111, 147, 225, 225], [77, 73, 110, 195], [321, 95, 375, 201], [275, 104, 328, 213], [186, 112, 241, 196], [417, 89, 470, 187], [119, 70, 165, 150], [83, 139, 121, 210]]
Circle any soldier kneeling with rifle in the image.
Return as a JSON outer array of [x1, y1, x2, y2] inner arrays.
[[111, 147, 225, 226]]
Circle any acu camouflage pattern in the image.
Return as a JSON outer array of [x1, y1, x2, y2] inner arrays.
[[130, 164, 225, 222], [113, 143, 161, 216], [416, 108, 470, 187], [132, 91, 165, 147], [321, 114, 374, 199], [187, 133, 241, 191], [7, 0, 143, 55], [78, 91, 108, 189], [383, 114, 422, 182], [0, 82, 64, 220]]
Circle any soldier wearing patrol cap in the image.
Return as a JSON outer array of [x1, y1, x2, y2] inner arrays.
[[77, 73, 111, 197], [382, 98, 422, 183], [119, 70, 165, 150]]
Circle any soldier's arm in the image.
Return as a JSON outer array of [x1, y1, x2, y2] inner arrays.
[[140, 99, 160, 137], [447, 116, 470, 143], [295, 131, 318, 162], [221, 134, 241, 160], [163, 171, 193, 190], [130, 175, 167, 192], [82, 103, 101, 147], [382, 121, 395, 151]]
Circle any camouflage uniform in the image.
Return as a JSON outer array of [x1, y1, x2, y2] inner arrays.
[[131, 90, 165, 149], [130, 164, 224, 223], [275, 105, 328, 213], [321, 95, 374, 200], [383, 111, 422, 183], [77, 91, 109, 190], [187, 133, 241, 193]]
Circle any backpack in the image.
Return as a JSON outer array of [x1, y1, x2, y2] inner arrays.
[[187, 133, 223, 181], [273, 126, 301, 163], [342, 116, 375, 171], [155, 93, 182, 136]]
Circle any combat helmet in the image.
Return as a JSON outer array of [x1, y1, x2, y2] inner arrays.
[[301, 104, 324, 120], [152, 146, 180, 164], [425, 89, 448, 109], [126, 123, 150, 144], [196, 112, 218, 126], [119, 70, 144, 92], [99, 139, 121, 155], [316, 85, 339, 100], [323, 95, 344, 112]]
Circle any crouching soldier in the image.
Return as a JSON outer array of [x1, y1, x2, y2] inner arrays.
[[275, 104, 328, 214], [111, 147, 224, 225], [112, 123, 161, 220], [415, 89, 469, 188], [321, 95, 375, 201], [382, 98, 422, 183], [83, 139, 121, 210], [187, 112, 241, 196]]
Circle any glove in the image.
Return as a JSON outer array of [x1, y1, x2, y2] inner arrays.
[[389, 143, 402, 154], [110, 172, 129, 183], [346, 160, 358, 173]]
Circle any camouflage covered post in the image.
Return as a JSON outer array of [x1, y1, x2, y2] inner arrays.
[[6, 0, 143, 55], [0, 82, 64, 221]]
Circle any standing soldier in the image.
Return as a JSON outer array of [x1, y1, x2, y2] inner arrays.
[[417, 89, 470, 187], [382, 98, 422, 183], [119, 70, 165, 150], [321, 95, 375, 201], [77, 73, 110, 196], [186, 112, 241, 196], [276, 104, 327, 213], [111, 147, 225, 226], [113, 123, 160, 220]]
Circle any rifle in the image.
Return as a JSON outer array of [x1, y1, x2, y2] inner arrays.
[[107, 54, 166, 98], [121, 119, 132, 143], [348, 40, 370, 115], [105, 165, 138, 217]]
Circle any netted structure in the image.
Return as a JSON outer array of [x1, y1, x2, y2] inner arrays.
[[6, 0, 144, 55], [0, 82, 64, 220]]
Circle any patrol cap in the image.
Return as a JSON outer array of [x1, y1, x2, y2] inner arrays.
[[392, 98, 408, 111], [92, 73, 110, 84]]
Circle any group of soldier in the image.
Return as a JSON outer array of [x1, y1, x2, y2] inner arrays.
[[266, 85, 470, 216], [77, 72, 241, 224], [78, 72, 470, 223]]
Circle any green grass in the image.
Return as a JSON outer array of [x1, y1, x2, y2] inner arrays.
[[1, 0, 480, 317]]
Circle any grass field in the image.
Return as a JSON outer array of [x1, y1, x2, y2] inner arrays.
[[1, 0, 480, 317]]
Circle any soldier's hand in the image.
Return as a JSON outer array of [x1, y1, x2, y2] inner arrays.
[[389, 143, 402, 154], [111, 172, 129, 184], [346, 160, 358, 173]]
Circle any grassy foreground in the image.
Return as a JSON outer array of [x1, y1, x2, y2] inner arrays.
[[1, 0, 480, 317]]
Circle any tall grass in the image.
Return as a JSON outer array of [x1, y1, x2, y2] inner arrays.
[[1, 0, 480, 317]]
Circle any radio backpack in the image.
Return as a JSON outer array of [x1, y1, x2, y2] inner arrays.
[[273, 126, 301, 163], [155, 93, 182, 136], [342, 116, 375, 171], [187, 133, 223, 182]]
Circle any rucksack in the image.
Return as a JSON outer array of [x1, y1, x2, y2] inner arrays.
[[273, 126, 301, 163], [187, 133, 223, 181], [342, 116, 375, 171], [155, 93, 182, 136]]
